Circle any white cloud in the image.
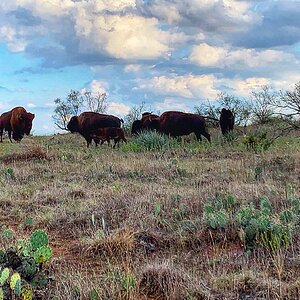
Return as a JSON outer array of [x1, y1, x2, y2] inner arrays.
[[137, 74, 220, 99], [27, 103, 36, 108], [124, 64, 141, 73], [0, 26, 27, 52], [154, 98, 190, 112], [75, 14, 179, 60], [107, 102, 130, 116], [190, 43, 298, 69], [190, 43, 227, 67]]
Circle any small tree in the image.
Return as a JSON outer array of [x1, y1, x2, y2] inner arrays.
[[52, 90, 83, 130], [123, 102, 145, 134], [250, 86, 277, 124], [195, 93, 252, 126], [53, 90, 109, 131], [83, 91, 108, 114], [274, 82, 300, 119]]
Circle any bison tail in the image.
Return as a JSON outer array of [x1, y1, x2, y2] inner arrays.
[[120, 118, 124, 123]]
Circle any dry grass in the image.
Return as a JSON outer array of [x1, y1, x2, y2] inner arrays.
[[0, 131, 299, 299]]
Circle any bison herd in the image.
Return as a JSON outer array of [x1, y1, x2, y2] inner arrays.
[[0, 106, 234, 147]]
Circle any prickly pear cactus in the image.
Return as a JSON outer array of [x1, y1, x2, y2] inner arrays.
[[30, 230, 48, 251], [20, 257, 38, 281], [10, 272, 21, 296], [1, 229, 52, 299], [0, 268, 10, 286], [21, 285, 33, 300], [33, 245, 52, 264]]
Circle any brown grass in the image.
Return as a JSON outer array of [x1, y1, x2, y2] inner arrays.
[[0, 132, 299, 299]]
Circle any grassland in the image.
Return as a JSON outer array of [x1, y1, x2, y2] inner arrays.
[[0, 130, 299, 299]]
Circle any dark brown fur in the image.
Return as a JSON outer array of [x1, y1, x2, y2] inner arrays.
[[91, 127, 127, 148], [0, 107, 34, 142], [67, 112, 122, 147], [220, 108, 234, 135], [147, 111, 211, 142], [131, 113, 160, 135]]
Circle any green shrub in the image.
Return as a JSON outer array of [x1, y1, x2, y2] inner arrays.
[[134, 131, 176, 150], [242, 131, 273, 151]]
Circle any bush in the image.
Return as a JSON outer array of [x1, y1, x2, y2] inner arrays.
[[134, 131, 177, 151], [242, 131, 273, 151]]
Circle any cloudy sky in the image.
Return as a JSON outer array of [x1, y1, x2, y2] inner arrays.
[[0, 0, 299, 134]]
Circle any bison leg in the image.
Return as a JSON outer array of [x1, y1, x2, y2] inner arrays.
[[195, 132, 202, 141], [8, 130, 13, 143], [0, 129, 3, 142], [202, 132, 211, 142], [86, 137, 93, 147]]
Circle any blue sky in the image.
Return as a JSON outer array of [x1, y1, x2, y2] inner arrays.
[[0, 0, 299, 134]]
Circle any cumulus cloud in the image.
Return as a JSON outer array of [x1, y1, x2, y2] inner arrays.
[[75, 13, 184, 60], [154, 98, 190, 112], [138, 0, 259, 32], [137, 74, 220, 99], [189, 43, 299, 69], [107, 102, 130, 116]]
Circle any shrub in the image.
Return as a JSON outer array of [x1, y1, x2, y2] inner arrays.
[[242, 131, 273, 151], [134, 131, 176, 150]]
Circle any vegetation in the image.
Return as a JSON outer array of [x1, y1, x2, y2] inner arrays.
[[0, 123, 299, 299], [0, 229, 52, 299]]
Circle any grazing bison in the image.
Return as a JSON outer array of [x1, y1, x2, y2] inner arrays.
[[91, 127, 127, 148], [67, 112, 122, 147], [147, 111, 211, 142], [131, 113, 160, 135], [0, 107, 35, 142], [220, 108, 234, 135]]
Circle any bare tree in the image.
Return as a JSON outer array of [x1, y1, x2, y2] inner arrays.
[[250, 86, 277, 124], [274, 82, 300, 118], [83, 91, 108, 114], [123, 102, 146, 134], [195, 93, 252, 126], [52, 90, 83, 130]]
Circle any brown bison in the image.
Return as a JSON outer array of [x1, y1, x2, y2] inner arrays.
[[91, 127, 127, 148], [67, 112, 123, 147], [0, 107, 35, 142], [131, 113, 160, 135], [146, 111, 211, 142], [220, 108, 234, 135]]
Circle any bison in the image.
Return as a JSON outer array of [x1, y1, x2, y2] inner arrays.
[[67, 112, 123, 147], [146, 111, 211, 142], [91, 127, 127, 148], [0, 107, 35, 142], [131, 113, 160, 135], [220, 108, 234, 135]]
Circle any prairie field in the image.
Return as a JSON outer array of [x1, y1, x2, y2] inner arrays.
[[0, 130, 300, 299]]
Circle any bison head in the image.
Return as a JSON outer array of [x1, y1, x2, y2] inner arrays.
[[18, 112, 35, 135], [131, 120, 143, 135], [67, 116, 79, 133], [143, 116, 160, 131], [12, 131, 24, 142]]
